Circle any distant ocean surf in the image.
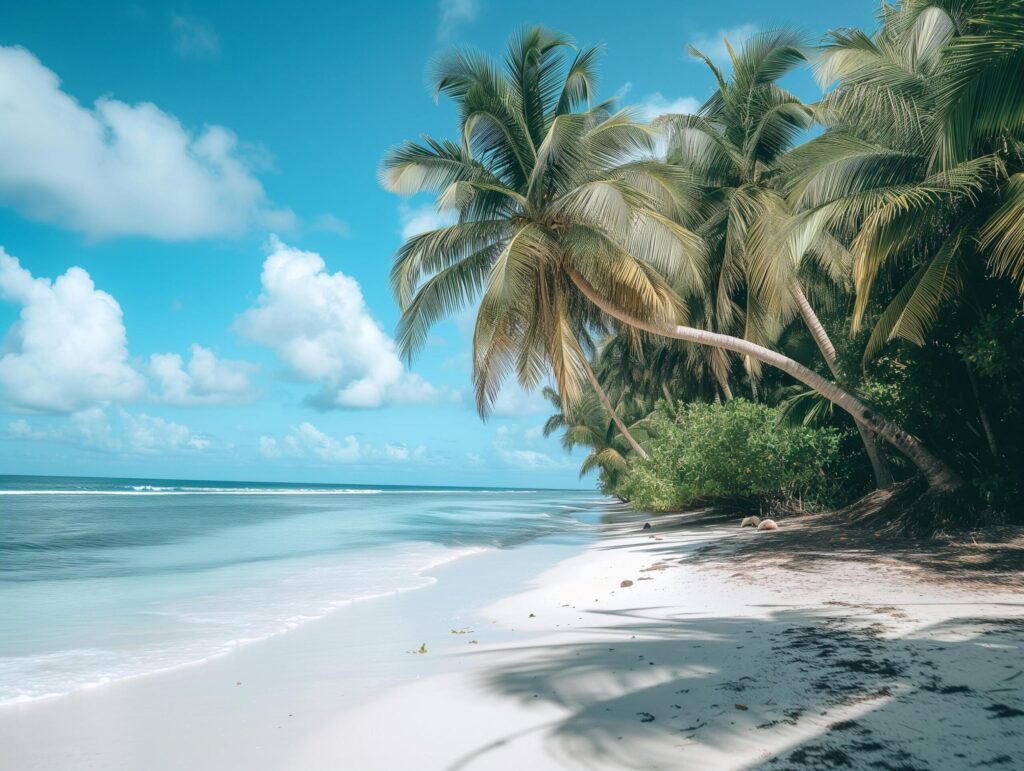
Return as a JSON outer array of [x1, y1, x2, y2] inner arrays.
[[0, 475, 603, 705]]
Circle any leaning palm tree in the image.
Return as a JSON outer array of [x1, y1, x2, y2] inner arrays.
[[381, 28, 704, 460], [597, 329, 725, 407], [382, 26, 961, 493], [657, 28, 893, 488]]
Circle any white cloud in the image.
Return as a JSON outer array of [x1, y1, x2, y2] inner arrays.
[[0, 248, 145, 412], [489, 384, 550, 418], [437, 0, 478, 40], [258, 422, 429, 464], [285, 422, 361, 462], [491, 422, 573, 470], [121, 410, 210, 452], [0, 45, 289, 239], [690, 23, 759, 66], [7, 418, 31, 437], [385, 443, 426, 461], [312, 213, 352, 238], [259, 435, 282, 459], [634, 92, 702, 121], [171, 16, 220, 58], [236, 236, 443, 409], [0, 248, 258, 413], [149, 344, 256, 406], [9, 407, 209, 454], [399, 202, 456, 241], [496, 446, 556, 469]]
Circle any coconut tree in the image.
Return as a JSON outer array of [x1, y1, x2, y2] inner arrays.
[[656, 28, 894, 488], [381, 27, 705, 461], [596, 329, 727, 407], [382, 26, 962, 493], [785, 0, 1024, 363], [541, 386, 630, 489]]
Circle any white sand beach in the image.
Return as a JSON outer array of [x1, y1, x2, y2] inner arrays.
[[3, 507, 1023, 770]]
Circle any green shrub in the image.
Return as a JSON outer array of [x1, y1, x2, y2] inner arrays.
[[615, 400, 841, 511]]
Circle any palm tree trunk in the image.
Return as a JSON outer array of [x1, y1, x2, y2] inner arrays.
[[789, 279, 894, 490], [964, 361, 999, 458], [580, 358, 650, 461], [568, 268, 962, 491]]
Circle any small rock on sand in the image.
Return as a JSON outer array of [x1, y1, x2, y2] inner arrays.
[[757, 519, 779, 531], [642, 522, 652, 530], [620, 580, 634, 588]]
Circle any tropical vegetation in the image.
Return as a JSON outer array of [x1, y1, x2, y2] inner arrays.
[[382, 0, 1024, 528], [617, 400, 841, 512]]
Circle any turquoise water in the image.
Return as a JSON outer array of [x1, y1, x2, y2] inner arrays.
[[0, 475, 603, 705]]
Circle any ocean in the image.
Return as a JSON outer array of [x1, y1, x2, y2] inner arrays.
[[0, 475, 604, 706]]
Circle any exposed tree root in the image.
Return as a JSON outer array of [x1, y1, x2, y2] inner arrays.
[[836, 477, 997, 537]]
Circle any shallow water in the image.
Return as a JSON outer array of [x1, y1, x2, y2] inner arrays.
[[0, 475, 603, 705]]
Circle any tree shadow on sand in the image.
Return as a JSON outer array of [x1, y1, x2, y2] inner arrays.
[[600, 508, 1024, 588], [452, 606, 1024, 770]]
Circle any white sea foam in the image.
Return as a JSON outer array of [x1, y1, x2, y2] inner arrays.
[[0, 481, 597, 708], [0, 543, 488, 707]]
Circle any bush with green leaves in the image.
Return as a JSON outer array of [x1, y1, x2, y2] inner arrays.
[[615, 400, 841, 511]]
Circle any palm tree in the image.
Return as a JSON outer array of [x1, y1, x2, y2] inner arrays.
[[382, 26, 962, 493], [786, 0, 1024, 363], [596, 330, 726, 407], [380, 27, 705, 461], [541, 386, 630, 489], [657, 29, 893, 488]]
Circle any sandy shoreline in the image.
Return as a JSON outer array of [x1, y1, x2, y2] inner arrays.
[[4, 507, 1023, 770], [297, 509, 1024, 770]]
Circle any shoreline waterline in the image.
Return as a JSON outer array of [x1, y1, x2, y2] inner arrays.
[[0, 475, 608, 711]]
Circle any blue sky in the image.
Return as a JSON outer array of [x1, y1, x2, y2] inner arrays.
[[0, 0, 876, 488]]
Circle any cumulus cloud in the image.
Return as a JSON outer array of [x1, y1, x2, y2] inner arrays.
[[121, 410, 210, 452], [489, 384, 550, 418], [0, 248, 258, 412], [0, 248, 145, 412], [491, 422, 573, 470], [0, 45, 289, 239], [171, 16, 220, 58], [437, 0, 478, 40], [258, 422, 428, 464], [236, 237, 442, 409], [690, 23, 759, 65], [634, 92, 702, 121], [9, 407, 209, 454], [496, 446, 556, 469], [149, 344, 256, 406], [399, 202, 456, 240], [260, 422, 361, 462]]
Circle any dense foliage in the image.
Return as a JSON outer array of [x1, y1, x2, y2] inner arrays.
[[614, 401, 841, 511], [386, 1, 1024, 524]]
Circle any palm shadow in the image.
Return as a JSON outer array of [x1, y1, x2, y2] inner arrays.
[[450, 606, 1024, 770]]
